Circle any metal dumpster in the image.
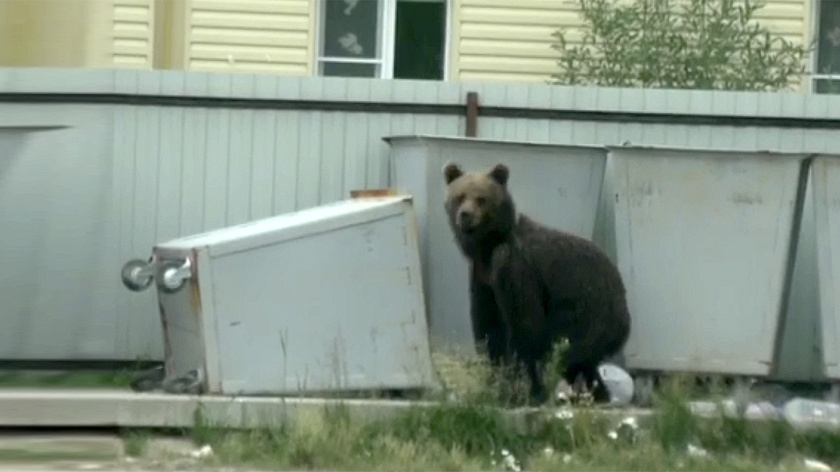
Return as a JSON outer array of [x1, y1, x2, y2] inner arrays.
[[385, 135, 608, 354], [772, 165, 825, 383], [813, 155, 840, 382], [609, 145, 810, 377], [120, 194, 437, 396]]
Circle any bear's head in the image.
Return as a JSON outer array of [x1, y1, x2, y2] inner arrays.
[[442, 162, 516, 249]]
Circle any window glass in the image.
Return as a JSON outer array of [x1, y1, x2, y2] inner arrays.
[[393, 0, 445, 80], [322, 62, 378, 77], [322, 0, 380, 60]]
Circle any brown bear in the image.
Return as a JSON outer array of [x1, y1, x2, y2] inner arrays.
[[442, 161, 632, 404]]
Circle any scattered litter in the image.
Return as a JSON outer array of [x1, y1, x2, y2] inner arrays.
[[543, 446, 554, 457], [76, 464, 104, 470], [554, 407, 574, 420], [563, 453, 572, 464], [690, 396, 840, 430], [500, 448, 522, 472], [620, 416, 638, 429], [687, 443, 709, 458], [555, 379, 573, 404], [687, 399, 780, 421], [608, 416, 639, 443], [190, 444, 214, 459], [804, 458, 833, 472], [599, 363, 634, 406], [783, 398, 840, 431]]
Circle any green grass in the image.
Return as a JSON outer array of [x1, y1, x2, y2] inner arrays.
[[112, 349, 840, 472], [0, 370, 134, 389], [121, 429, 150, 458], [0, 448, 119, 463]]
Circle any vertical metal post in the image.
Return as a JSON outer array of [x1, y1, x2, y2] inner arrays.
[[465, 91, 479, 138]]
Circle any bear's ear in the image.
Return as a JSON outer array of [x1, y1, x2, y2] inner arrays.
[[489, 164, 509, 186], [443, 162, 463, 184]]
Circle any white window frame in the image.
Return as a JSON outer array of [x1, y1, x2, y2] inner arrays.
[[809, 0, 840, 93], [315, 0, 452, 81]]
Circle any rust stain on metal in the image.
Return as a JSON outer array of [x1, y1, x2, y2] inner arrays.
[[350, 188, 400, 199], [729, 192, 764, 205], [189, 251, 202, 319], [158, 301, 174, 376]]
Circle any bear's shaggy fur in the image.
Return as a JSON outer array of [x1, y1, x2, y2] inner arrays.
[[443, 161, 632, 404]]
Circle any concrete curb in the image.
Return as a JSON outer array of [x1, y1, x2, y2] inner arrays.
[[0, 389, 652, 431]]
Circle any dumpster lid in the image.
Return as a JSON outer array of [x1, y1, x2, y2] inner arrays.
[[382, 134, 607, 152], [154, 194, 414, 254], [605, 143, 814, 159]]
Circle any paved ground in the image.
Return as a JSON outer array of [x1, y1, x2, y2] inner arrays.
[[0, 431, 201, 472], [0, 466, 305, 472]]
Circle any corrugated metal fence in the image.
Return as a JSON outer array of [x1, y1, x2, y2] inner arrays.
[[1, 68, 839, 381]]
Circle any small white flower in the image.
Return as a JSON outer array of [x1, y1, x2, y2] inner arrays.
[[686, 444, 708, 458]]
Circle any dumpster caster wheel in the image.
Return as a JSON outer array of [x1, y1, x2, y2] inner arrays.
[[156, 259, 192, 294], [633, 374, 655, 407], [129, 365, 165, 392], [162, 369, 203, 395], [121, 258, 154, 292]]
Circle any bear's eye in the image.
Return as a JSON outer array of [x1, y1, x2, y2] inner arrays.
[[455, 194, 465, 205], [475, 197, 486, 206]]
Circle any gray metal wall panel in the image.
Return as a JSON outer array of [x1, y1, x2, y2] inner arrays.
[[0, 106, 120, 360]]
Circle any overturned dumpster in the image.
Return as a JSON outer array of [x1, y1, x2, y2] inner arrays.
[[609, 145, 811, 378], [385, 135, 608, 354], [120, 194, 437, 396], [812, 155, 840, 383]]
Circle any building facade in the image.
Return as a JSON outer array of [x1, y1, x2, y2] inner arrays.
[[0, 0, 836, 93]]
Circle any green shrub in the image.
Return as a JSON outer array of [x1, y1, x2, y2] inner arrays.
[[551, 0, 812, 91]]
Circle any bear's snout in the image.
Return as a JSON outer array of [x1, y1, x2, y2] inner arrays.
[[457, 208, 477, 230], [458, 208, 472, 223]]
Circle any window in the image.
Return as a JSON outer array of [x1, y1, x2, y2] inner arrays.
[[813, 0, 840, 93], [316, 0, 448, 81]]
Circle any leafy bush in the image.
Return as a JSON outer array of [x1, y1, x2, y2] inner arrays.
[[550, 0, 812, 91]]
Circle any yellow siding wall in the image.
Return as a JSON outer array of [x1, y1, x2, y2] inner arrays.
[[112, 0, 156, 68], [453, 0, 809, 84], [0, 0, 112, 68], [182, 0, 313, 75]]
